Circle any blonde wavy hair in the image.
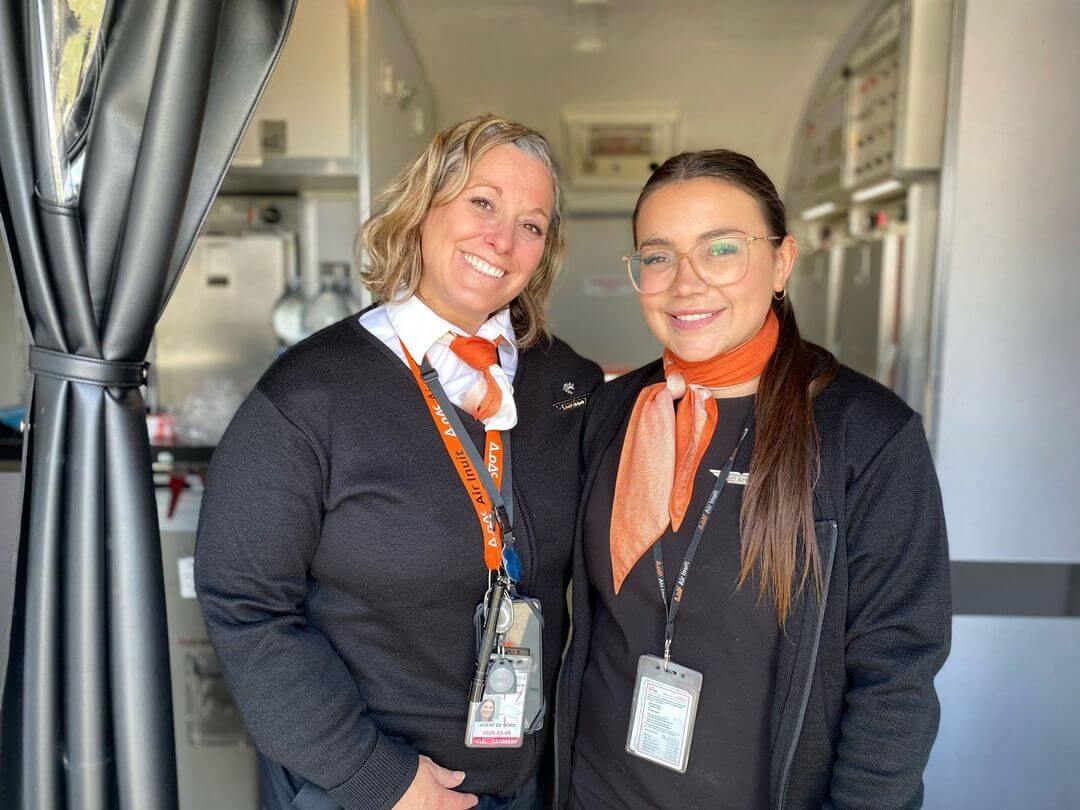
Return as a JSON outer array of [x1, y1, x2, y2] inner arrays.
[[360, 115, 564, 348]]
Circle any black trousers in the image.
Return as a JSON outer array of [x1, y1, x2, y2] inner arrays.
[[258, 754, 543, 810]]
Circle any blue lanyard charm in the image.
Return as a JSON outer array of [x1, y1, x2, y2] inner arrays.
[[502, 543, 522, 584]]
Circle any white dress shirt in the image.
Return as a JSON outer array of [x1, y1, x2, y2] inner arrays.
[[358, 295, 519, 430]]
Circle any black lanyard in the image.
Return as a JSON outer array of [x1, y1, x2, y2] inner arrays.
[[653, 408, 753, 666], [419, 359, 521, 581]]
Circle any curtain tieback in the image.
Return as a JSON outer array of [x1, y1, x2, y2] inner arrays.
[[29, 345, 149, 388]]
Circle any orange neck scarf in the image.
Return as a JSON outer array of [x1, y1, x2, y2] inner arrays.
[[448, 335, 504, 420], [609, 309, 779, 593]]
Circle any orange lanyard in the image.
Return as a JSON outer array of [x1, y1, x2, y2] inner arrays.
[[402, 344, 506, 573]]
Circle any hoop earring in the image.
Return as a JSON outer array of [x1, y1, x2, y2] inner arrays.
[[773, 288, 787, 302]]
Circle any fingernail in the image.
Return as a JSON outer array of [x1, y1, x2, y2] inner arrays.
[[454, 771, 466, 782]]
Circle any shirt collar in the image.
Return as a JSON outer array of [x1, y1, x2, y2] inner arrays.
[[385, 294, 517, 364]]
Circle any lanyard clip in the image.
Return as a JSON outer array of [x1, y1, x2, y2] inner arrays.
[[495, 505, 512, 537], [662, 637, 672, 671]]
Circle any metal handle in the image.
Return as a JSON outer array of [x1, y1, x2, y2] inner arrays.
[[468, 579, 506, 703]]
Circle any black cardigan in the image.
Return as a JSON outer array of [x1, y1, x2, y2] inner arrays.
[[554, 360, 952, 809], [195, 315, 602, 809]]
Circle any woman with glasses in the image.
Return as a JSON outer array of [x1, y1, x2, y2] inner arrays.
[[554, 150, 950, 809]]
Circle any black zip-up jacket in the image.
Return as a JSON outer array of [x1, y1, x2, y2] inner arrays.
[[554, 360, 951, 809]]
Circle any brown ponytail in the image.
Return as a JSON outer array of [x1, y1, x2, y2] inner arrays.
[[633, 151, 839, 623]]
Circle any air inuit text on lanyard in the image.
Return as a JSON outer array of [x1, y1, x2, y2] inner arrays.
[[401, 342, 544, 749], [401, 343, 518, 577], [625, 410, 753, 774]]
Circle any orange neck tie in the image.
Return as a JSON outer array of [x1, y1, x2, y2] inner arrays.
[[448, 335, 504, 421], [609, 310, 780, 594]]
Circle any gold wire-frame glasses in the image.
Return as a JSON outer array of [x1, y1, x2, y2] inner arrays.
[[623, 234, 783, 294]]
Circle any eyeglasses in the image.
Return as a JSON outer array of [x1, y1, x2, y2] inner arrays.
[[623, 235, 783, 294]]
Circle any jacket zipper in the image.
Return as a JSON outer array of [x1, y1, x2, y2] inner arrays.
[[775, 643, 818, 810], [510, 474, 548, 796], [511, 477, 538, 596], [552, 644, 573, 805], [775, 519, 837, 810]]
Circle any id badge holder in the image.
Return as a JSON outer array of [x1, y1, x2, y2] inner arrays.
[[625, 654, 703, 773], [465, 651, 530, 748], [472, 592, 545, 736]]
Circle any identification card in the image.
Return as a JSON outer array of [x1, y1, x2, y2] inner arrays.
[[465, 653, 530, 748], [473, 594, 546, 733], [625, 654, 703, 773]]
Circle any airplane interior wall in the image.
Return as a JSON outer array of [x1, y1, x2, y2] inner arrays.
[[921, 1, 1080, 803]]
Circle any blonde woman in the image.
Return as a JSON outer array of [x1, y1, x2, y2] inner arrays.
[[196, 116, 602, 810]]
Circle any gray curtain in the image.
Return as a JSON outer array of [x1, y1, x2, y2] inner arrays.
[[0, 1, 296, 806]]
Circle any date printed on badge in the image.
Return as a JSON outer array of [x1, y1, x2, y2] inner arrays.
[[465, 654, 530, 748]]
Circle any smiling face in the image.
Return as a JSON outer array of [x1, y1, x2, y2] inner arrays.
[[634, 178, 795, 362], [417, 144, 554, 333]]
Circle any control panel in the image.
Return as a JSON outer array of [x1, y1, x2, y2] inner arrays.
[[787, 0, 951, 408], [844, 48, 901, 188]]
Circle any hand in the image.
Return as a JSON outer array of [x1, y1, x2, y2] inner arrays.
[[392, 755, 478, 809]]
